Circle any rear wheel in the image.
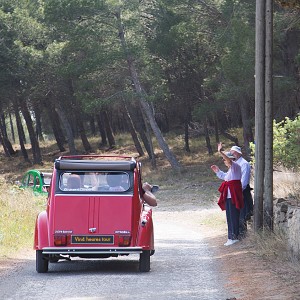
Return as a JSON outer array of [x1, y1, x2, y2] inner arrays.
[[36, 250, 49, 273], [139, 250, 150, 272]]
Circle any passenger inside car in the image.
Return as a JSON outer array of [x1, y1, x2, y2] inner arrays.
[[82, 172, 98, 190], [67, 174, 81, 189], [106, 173, 126, 191]]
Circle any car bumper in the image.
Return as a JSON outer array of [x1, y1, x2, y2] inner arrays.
[[42, 247, 143, 255]]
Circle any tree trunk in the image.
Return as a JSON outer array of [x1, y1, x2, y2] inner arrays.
[[89, 116, 96, 136], [44, 92, 66, 152], [101, 110, 115, 149], [68, 78, 92, 153], [254, 0, 265, 232], [184, 109, 191, 153], [2, 136, 15, 156], [9, 110, 16, 143], [264, 0, 274, 231], [184, 122, 190, 152], [141, 106, 156, 168], [55, 102, 77, 155], [220, 130, 239, 145], [115, 8, 181, 171], [0, 131, 11, 157], [35, 107, 44, 142], [76, 112, 92, 153], [96, 113, 107, 147], [128, 100, 155, 161], [0, 116, 15, 155], [13, 101, 30, 163], [204, 119, 213, 155], [19, 110, 27, 144], [240, 97, 254, 161], [19, 99, 43, 165], [213, 113, 220, 144], [19, 98, 43, 165], [0, 114, 8, 139], [123, 99, 144, 156], [50, 114, 67, 152]]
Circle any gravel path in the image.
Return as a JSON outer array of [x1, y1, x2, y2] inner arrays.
[[1, 184, 300, 299], [0, 208, 237, 300]]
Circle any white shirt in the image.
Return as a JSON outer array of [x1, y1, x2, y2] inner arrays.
[[222, 161, 242, 198], [216, 156, 251, 190]]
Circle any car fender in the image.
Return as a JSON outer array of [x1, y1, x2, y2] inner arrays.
[[34, 211, 49, 250], [136, 207, 154, 250]]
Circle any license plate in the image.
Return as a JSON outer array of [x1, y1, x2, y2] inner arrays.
[[71, 235, 114, 244]]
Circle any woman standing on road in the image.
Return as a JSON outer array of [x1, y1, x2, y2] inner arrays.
[[211, 142, 244, 246]]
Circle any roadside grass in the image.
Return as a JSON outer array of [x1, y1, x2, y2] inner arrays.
[[0, 180, 46, 257], [250, 228, 289, 259], [247, 226, 300, 285], [236, 156, 300, 266], [246, 169, 300, 270], [198, 210, 226, 228]]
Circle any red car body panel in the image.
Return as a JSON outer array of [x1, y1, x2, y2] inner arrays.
[[137, 208, 154, 249], [52, 195, 133, 241], [34, 211, 49, 249]]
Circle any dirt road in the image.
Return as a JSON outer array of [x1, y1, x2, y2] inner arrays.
[[1, 184, 300, 299], [0, 207, 239, 300]]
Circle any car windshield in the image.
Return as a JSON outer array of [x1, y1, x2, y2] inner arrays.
[[59, 171, 131, 192]]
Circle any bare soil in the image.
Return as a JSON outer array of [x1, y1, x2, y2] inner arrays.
[[205, 225, 300, 300]]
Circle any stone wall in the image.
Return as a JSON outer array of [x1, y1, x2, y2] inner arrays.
[[274, 198, 300, 258]]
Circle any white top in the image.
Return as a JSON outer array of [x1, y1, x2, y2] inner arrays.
[[219, 161, 242, 198], [216, 157, 250, 190]]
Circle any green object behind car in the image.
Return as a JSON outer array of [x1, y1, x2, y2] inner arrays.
[[20, 170, 52, 195]]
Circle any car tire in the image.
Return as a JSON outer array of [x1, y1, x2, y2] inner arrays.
[[36, 250, 49, 273], [139, 250, 150, 272]]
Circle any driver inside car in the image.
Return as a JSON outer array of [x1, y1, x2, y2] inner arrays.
[[106, 174, 126, 191]]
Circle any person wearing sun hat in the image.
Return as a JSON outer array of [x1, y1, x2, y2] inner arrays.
[[230, 145, 253, 237], [213, 144, 253, 238], [211, 142, 244, 246]]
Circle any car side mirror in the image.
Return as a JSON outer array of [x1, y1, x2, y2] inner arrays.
[[151, 185, 159, 193]]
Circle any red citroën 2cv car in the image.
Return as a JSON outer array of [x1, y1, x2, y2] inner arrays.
[[34, 155, 156, 273]]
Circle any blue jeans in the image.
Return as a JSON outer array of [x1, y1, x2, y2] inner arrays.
[[226, 198, 240, 240]]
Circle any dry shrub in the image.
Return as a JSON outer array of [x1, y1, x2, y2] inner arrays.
[[247, 226, 300, 283], [250, 228, 289, 259], [247, 168, 300, 264]]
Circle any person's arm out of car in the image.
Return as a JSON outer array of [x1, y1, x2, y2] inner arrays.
[[142, 182, 158, 207]]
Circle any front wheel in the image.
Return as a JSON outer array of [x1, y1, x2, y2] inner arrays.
[[139, 250, 150, 272], [36, 250, 49, 273]]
